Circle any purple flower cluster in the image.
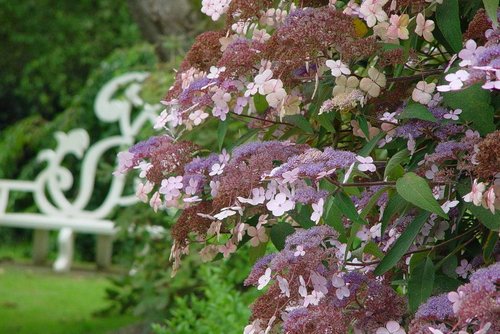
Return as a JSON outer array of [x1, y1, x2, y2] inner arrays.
[[244, 254, 276, 287], [469, 261, 500, 292], [231, 141, 305, 163], [128, 135, 171, 160], [184, 154, 219, 175], [415, 294, 454, 321], [284, 225, 337, 250], [410, 261, 500, 334], [273, 147, 357, 179], [178, 77, 215, 108], [292, 186, 329, 204]]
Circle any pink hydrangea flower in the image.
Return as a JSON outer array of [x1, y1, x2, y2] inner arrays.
[[325, 59, 351, 77], [482, 186, 496, 213], [257, 268, 272, 290], [455, 259, 472, 279], [359, 0, 389, 28], [412, 81, 436, 105], [415, 13, 435, 42], [437, 70, 470, 92], [375, 321, 406, 334], [310, 198, 324, 224], [458, 40, 486, 66], [462, 179, 486, 206], [136, 181, 153, 203], [356, 156, 377, 172], [266, 193, 295, 216], [386, 14, 410, 40]]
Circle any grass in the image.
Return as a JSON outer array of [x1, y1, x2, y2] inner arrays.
[[0, 264, 138, 334]]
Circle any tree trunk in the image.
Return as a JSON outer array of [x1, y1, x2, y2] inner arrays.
[[127, 0, 195, 61]]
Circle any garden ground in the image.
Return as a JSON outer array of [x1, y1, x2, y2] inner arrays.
[[0, 262, 139, 334]]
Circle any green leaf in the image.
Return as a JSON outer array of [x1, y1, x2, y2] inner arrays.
[[309, 81, 333, 115], [315, 112, 336, 131], [324, 198, 346, 236], [483, 0, 499, 28], [217, 120, 228, 151], [483, 231, 499, 261], [432, 274, 461, 295], [358, 132, 385, 157], [381, 43, 404, 52], [398, 104, 437, 122], [283, 114, 314, 133], [364, 241, 384, 259], [249, 240, 268, 264], [441, 255, 458, 278], [442, 84, 495, 135], [228, 129, 258, 150], [290, 204, 315, 228], [435, 0, 462, 53], [374, 211, 431, 275], [270, 222, 295, 250], [254, 94, 268, 114], [464, 202, 499, 230], [396, 172, 448, 218], [345, 222, 362, 263], [334, 192, 367, 226], [381, 193, 408, 235], [384, 149, 409, 181], [408, 257, 435, 312], [358, 116, 370, 139], [360, 187, 388, 219]]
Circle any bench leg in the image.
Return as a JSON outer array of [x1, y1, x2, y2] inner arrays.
[[96, 235, 113, 270], [53, 228, 74, 272], [33, 229, 50, 265]]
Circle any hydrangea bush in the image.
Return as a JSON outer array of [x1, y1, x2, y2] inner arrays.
[[116, 1, 499, 333]]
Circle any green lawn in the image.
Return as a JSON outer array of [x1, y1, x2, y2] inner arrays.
[[0, 264, 138, 334]]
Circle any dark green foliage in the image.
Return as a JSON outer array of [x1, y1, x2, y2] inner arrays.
[[0, 0, 140, 128]]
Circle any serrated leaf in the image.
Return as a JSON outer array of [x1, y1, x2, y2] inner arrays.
[[483, 0, 499, 28], [358, 132, 385, 157], [228, 129, 258, 150], [384, 149, 409, 180], [345, 222, 362, 263], [324, 198, 346, 236], [364, 241, 384, 259], [442, 84, 495, 135], [483, 231, 499, 261], [436, 0, 462, 53], [309, 82, 333, 115], [315, 112, 336, 131], [217, 120, 228, 151], [398, 104, 437, 122], [381, 193, 409, 235], [358, 116, 370, 139], [270, 222, 295, 250], [334, 192, 367, 226], [249, 240, 268, 264], [254, 94, 268, 114], [396, 172, 448, 218], [374, 211, 431, 275], [441, 255, 458, 279], [432, 274, 461, 295], [360, 187, 388, 219], [283, 114, 314, 133], [290, 204, 315, 228], [408, 257, 435, 312]]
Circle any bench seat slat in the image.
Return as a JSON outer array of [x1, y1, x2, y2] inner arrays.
[[0, 213, 116, 235]]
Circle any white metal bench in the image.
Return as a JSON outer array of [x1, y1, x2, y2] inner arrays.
[[0, 72, 160, 272]]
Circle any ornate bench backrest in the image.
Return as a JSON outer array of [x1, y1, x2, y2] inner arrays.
[[7, 72, 160, 219]]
